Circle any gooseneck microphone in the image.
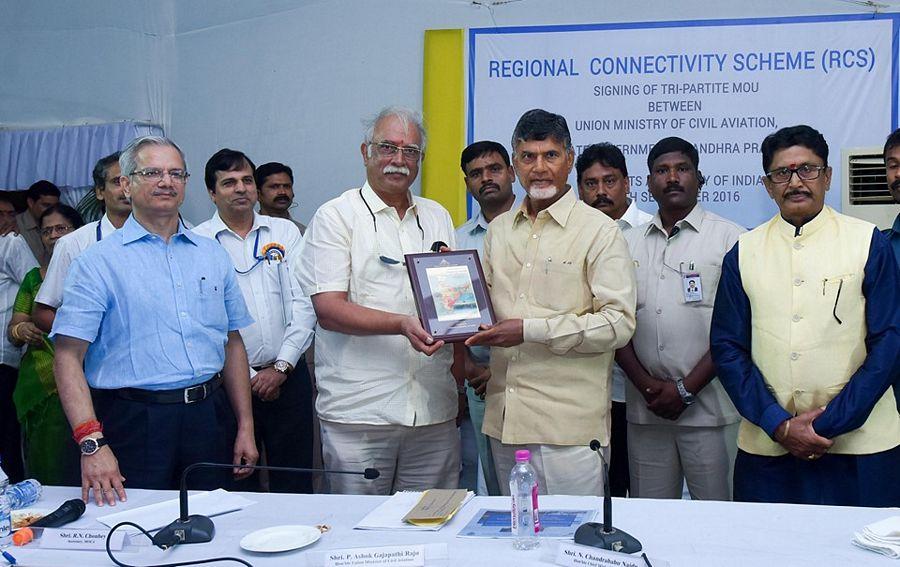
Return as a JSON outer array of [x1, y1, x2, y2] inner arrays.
[[574, 439, 642, 554], [30, 498, 86, 528], [151, 462, 380, 549]]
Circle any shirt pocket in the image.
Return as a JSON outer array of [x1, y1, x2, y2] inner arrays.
[[198, 278, 228, 329], [821, 272, 861, 328], [633, 260, 648, 309], [687, 263, 722, 308], [532, 260, 586, 312]]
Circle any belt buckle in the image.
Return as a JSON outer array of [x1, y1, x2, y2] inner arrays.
[[183, 383, 207, 404]]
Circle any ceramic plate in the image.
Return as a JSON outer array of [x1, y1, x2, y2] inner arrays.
[[239, 524, 322, 553]]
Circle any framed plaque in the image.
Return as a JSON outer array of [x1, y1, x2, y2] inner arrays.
[[405, 249, 496, 342]]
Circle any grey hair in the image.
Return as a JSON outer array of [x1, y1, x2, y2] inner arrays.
[[363, 106, 427, 154], [119, 135, 187, 176], [510, 108, 573, 154]]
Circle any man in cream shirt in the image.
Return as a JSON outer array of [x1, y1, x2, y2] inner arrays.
[[467, 109, 636, 495], [298, 106, 459, 494]]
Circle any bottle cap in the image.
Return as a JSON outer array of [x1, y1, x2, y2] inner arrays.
[[515, 449, 530, 462]]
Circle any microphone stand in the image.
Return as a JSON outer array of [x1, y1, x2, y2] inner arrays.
[[574, 439, 642, 554], [152, 462, 380, 548]]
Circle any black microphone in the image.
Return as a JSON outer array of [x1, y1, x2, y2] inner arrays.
[[30, 498, 86, 528], [152, 462, 379, 549], [574, 439, 642, 554]]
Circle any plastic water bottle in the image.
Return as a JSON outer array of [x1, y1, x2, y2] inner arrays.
[[0, 459, 8, 493], [6, 480, 41, 510], [510, 449, 540, 550], [0, 459, 10, 547]]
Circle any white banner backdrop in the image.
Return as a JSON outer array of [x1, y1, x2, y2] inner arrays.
[[468, 15, 898, 228]]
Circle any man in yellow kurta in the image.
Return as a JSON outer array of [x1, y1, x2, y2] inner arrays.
[[466, 109, 636, 496], [710, 125, 900, 506]]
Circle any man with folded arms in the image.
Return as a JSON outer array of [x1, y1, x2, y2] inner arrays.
[[52, 135, 258, 505], [711, 125, 900, 506], [616, 137, 743, 501], [298, 107, 458, 494], [467, 109, 635, 495], [195, 148, 316, 493], [576, 142, 652, 497]]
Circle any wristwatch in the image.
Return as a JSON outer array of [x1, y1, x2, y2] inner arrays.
[[80, 436, 109, 456], [674, 378, 696, 406], [273, 360, 292, 374]]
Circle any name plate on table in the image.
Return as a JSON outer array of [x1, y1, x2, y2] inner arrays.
[[323, 544, 444, 567], [39, 528, 126, 551], [405, 250, 496, 342], [553, 543, 668, 567]]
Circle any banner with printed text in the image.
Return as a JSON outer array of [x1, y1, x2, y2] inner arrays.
[[468, 15, 898, 227]]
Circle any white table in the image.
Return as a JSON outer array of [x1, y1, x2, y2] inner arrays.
[[7, 486, 896, 566]]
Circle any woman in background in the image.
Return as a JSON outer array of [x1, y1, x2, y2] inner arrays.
[[8, 204, 84, 485]]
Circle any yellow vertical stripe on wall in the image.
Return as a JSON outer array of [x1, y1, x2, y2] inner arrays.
[[423, 29, 466, 226]]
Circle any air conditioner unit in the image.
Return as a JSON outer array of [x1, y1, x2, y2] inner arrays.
[[842, 147, 896, 229]]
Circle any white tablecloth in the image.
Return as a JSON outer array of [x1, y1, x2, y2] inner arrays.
[[7, 486, 897, 566]]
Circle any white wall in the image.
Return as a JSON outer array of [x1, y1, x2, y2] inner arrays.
[[2, 0, 895, 224]]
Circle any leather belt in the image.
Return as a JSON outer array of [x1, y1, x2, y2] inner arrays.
[[114, 373, 224, 404]]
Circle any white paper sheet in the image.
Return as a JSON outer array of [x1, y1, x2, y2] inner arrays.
[[354, 491, 474, 532], [96, 489, 256, 531]]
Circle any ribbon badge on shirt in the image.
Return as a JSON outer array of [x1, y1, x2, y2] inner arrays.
[[261, 242, 286, 263]]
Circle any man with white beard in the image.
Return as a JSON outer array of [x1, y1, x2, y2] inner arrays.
[[466, 109, 636, 495], [298, 106, 459, 495]]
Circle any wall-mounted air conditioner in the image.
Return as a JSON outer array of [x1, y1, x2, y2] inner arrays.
[[841, 148, 897, 230]]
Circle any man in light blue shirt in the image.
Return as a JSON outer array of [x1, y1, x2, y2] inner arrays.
[[454, 140, 516, 496], [53, 136, 258, 505]]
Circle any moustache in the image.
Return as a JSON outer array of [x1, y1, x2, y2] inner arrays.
[[664, 184, 684, 193], [479, 183, 500, 195], [891, 179, 900, 191], [274, 195, 291, 202], [590, 196, 614, 208], [383, 165, 410, 176], [783, 189, 812, 199], [152, 190, 178, 197]]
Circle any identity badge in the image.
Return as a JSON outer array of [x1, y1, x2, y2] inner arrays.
[[262, 242, 286, 263], [682, 272, 702, 303]]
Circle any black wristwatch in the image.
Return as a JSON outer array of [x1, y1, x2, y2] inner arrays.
[[675, 378, 696, 406], [80, 436, 109, 456]]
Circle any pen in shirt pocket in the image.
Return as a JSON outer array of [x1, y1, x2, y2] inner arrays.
[[200, 276, 206, 295]]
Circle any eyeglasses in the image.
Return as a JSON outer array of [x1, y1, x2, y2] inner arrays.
[[130, 168, 190, 184], [371, 142, 422, 162], [41, 224, 74, 237], [358, 189, 424, 265], [765, 164, 827, 185]]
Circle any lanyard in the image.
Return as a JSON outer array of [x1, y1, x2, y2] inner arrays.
[[216, 230, 264, 274]]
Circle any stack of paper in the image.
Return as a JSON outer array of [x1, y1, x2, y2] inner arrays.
[[355, 490, 474, 531], [852, 516, 900, 558]]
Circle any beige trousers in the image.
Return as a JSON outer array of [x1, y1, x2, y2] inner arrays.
[[319, 419, 460, 495], [627, 422, 738, 501], [489, 437, 608, 496]]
